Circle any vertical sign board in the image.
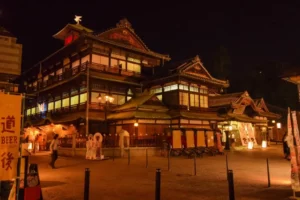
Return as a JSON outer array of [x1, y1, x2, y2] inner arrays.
[[0, 93, 22, 180]]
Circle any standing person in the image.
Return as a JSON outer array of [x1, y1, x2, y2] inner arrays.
[[49, 134, 59, 169], [282, 132, 290, 160]]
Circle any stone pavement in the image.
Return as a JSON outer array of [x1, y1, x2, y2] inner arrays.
[[30, 145, 295, 200]]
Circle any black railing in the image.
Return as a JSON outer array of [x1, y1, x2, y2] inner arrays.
[[59, 135, 163, 149]]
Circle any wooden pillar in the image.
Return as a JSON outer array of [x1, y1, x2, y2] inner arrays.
[[72, 133, 76, 157]]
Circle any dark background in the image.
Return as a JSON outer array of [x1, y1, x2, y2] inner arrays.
[[1, 1, 299, 109]]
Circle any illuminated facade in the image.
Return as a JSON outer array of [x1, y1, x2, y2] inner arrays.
[[23, 18, 280, 149], [0, 27, 22, 93]]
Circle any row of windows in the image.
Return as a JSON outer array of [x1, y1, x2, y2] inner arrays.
[[26, 92, 133, 116], [151, 84, 208, 94], [179, 92, 208, 108], [29, 54, 143, 87]]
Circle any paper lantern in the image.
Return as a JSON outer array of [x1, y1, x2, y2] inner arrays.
[[248, 141, 253, 149]]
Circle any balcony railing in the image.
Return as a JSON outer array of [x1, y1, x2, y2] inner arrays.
[[26, 62, 141, 93]]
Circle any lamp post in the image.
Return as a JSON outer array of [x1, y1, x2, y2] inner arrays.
[[224, 125, 232, 151], [134, 122, 138, 146], [98, 94, 114, 134]]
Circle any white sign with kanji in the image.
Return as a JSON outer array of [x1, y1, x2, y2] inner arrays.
[[0, 93, 22, 180]]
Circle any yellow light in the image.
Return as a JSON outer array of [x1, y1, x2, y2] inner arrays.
[[248, 141, 254, 149], [28, 142, 33, 150], [262, 140, 267, 148], [276, 123, 281, 129], [272, 120, 275, 124], [229, 125, 233, 131], [134, 122, 138, 127]]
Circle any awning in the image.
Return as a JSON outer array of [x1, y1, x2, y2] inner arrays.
[[170, 111, 225, 121], [107, 111, 171, 120], [226, 113, 267, 124]]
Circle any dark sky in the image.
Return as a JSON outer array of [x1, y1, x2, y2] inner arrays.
[[1, 1, 300, 108]]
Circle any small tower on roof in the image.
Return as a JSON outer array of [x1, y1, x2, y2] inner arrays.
[[53, 15, 93, 46]]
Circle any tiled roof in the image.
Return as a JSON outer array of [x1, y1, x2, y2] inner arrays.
[[113, 93, 166, 111], [107, 110, 171, 120], [209, 92, 245, 107], [145, 55, 229, 87]]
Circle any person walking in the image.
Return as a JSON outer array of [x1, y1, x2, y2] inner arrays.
[[49, 134, 59, 169]]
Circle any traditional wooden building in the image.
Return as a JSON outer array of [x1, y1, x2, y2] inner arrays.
[[23, 18, 170, 141], [22, 17, 281, 150], [209, 91, 280, 146], [0, 27, 22, 93]]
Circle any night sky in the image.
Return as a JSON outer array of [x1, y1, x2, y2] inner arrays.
[[1, 1, 300, 109]]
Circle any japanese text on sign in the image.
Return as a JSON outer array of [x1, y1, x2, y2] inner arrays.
[[1, 152, 14, 171], [1, 116, 15, 133]]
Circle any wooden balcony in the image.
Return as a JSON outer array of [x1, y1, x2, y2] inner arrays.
[[26, 62, 142, 93]]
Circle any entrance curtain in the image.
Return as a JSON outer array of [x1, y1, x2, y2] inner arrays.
[[196, 130, 206, 147], [186, 130, 195, 148], [206, 131, 214, 147], [172, 130, 182, 149]]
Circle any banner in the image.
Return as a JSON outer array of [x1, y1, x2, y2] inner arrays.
[[0, 93, 22, 180]]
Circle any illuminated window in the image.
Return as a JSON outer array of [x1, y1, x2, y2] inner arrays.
[[200, 86, 208, 94], [55, 100, 61, 109], [80, 93, 87, 103], [43, 76, 49, 81], [190, 85, 199, 92], [91, 92, 100, 103], [179, 92, 188, 106], [111, 94, 125, 105], [62, 98, 69, 107], [151, 87, 162, 94], [128, 57, 140, 63], [56, 68, 63, 75], [127, 62, 141, 73], [190, 94, 200, 107], [111, 59, 126, 69], [63, 58, 70, 66], [71, 96, 79, 105], [26, 109, 31, 116], [157, 95, 162, 101], [48, 102, 54, 111], [111, 59, 118, 67], [31, 107, 36, 114], [164, 84, 178, 92], [111, 51, 126, 60], [200, 95, 208, 108], [72, 60, 80, 68], [92, 54, 109, 66], [81, 55, 90, 64], [179, 84, 189, 91]]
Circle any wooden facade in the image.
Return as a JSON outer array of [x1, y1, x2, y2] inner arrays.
[[22, 18, 281, 148]]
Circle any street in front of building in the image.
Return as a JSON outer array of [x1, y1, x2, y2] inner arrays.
[[33, 145, 291, 200]]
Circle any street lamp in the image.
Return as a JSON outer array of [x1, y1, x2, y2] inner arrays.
[[97, 93, 114, 134]]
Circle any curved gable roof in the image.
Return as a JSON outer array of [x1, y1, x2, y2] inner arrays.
[[96, 18, 150, 52]]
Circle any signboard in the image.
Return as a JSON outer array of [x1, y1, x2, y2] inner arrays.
[[0, 93, 22, 180]]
